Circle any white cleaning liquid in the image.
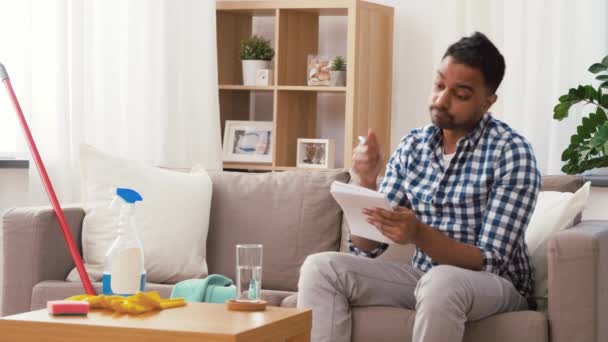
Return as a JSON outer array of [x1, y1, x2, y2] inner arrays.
[[102, 188, 146, 296], [102, 248, 146, 295]]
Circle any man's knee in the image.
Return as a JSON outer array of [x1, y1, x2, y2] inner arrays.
[[299, 251, 344, 285], [415, 265, 472, 309]]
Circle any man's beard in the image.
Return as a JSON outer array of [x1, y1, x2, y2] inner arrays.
[[429, 106, 457, 129], [429, 106, 480, 131]]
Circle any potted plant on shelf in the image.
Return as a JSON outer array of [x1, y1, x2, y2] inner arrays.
[[553, 54, 608, 174], [240, 35, 274, 86], [329, 56, 347, 87]]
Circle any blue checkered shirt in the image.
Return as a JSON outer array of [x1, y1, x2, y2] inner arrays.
[[349, 113, 540, 298]]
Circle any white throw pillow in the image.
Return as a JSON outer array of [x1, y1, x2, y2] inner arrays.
[[67, 144, 212, 284], [525, 182, 591, 298]]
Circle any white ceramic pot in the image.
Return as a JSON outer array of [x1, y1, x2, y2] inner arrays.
[[329, 70, 346, 87], [242, 60, 270, 86]]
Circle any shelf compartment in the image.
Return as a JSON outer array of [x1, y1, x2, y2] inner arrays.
[[219, 85, 275, 91], [277, 86, 345, 92], [217, 10, 276, 85], [277, 9, 319, 86], [223, 162, 274, 171], [219, 89, 274, 138], [275, 91, 318, 168]]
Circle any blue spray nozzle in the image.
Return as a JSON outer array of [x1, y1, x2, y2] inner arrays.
[[116, 188, 143, 204]]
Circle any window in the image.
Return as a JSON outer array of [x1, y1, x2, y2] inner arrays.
[[0, 91, 19, 158]]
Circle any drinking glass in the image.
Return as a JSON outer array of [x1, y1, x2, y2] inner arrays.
[[236, 244, 263, 302]]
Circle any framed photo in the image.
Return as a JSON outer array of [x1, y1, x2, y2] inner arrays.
[[223, 121, 273, 164], [296, 138, 335, 169], [307, 55, 332, 86]]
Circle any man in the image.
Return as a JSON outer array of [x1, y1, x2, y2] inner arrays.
[[297, 32, 541, 342]]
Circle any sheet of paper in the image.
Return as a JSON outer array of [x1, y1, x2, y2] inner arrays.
[[330, 181, 394, 244]]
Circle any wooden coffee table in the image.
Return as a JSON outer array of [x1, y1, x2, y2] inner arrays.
[[0, 302, 311, 341]]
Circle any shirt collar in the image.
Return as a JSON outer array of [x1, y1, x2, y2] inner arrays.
[[429, 112, 492, 150]]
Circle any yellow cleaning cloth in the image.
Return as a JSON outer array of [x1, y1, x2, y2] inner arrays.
[[66, 291, 186, 315]]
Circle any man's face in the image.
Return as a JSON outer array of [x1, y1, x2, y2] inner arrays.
[[428, 56, 496, 132]]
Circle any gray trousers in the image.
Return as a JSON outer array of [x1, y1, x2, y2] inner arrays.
[[297, 252, 528, 342]]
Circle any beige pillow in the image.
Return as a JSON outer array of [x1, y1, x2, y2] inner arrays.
[[525, 182, 591, 298], [205, 170, 349, 291], [67, 145, 212, 284]]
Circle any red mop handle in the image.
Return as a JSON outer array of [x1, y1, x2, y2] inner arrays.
[[0, 63, 96, 295]]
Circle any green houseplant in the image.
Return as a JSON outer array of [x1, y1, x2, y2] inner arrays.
[[553, 54, 608, 174], [330, 56, 347, 87], [240, 35, 274, 86]]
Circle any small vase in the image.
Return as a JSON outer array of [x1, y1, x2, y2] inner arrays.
[[329, 70, 346, 87], [242, 60, 270, 86]]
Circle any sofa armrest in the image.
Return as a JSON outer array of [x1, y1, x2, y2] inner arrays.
[[1, 205, 85, 316], [547, 220, 608, 342]]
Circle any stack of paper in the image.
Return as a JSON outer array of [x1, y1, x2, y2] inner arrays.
[[330, 181, 394, 244]]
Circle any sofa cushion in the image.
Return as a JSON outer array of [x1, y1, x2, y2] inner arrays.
[[540, 175, 584, 193], [207, 170, 349, 292], [30, 281, 173, 311], [259, 289, 296, 307], [351, 307, 547, 342], [540, 175, 585, 224], [69, 144, 213, 284], [526, 182, 591, 298]]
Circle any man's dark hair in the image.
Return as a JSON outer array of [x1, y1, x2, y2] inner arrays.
[[443, 32, 505, 94]]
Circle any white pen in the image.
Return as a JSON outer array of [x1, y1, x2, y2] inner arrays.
[[357, 136, 366, 145]]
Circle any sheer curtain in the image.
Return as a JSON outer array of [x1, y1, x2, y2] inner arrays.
[[0, 0, 222, 204], [390, 0, 608, 175]]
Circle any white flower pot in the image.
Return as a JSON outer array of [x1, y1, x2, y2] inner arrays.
[[242, 60, 270, 86], [330, 70, 346, 87]]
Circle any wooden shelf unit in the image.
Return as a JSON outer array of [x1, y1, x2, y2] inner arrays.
[[217, 0, 394, 171]]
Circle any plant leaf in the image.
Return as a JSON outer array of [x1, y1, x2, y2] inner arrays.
[[597, 75, 608, 81], [577, 125, 591, 139], [598, 106, 608, 121], [589, 63, 608, 74], [570, 133, 583, 145], [589, 123, 608, 150], [582, 116, 594, 131], [553, 102, 571, 121], [602, 94, 608, 108], [602, 55, 608, 67], [559, 94, 570, 103], [601, 81, 608, 89], [561, 147, 572, 161], [585, 85, 598, 100], [577, 85, 586, 98], [604, 142, 608, 156]]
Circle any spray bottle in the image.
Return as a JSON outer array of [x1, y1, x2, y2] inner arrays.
[[102, 188, 146, 295]]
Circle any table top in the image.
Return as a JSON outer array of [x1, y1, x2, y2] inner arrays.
[[0, 303, 312, 341]]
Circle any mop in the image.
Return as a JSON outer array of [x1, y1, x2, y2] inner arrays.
[[0, 62, 96, 295]]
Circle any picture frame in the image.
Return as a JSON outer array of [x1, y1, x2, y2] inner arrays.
[[307, 55, 332, 86], [223, 121, 273, 164], [296, 138, 335, 169]]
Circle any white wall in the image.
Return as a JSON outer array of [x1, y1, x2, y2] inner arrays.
[[0, 169, 29, 215]]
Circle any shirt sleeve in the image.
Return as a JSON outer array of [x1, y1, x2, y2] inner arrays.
[[379, 134, 414, 209], [348, 133, 416, 259], [348, 238, 389, 258], [476, 137, 541, 274]]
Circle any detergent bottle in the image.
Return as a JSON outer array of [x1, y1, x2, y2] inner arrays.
[[102, 188, 146, 295]]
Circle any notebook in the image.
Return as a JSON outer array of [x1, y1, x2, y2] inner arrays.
[[330, 181, 394, 244]]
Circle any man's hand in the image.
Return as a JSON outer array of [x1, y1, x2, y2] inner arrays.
[[352, 128, 383, 189], [363, 207, 422, 245]]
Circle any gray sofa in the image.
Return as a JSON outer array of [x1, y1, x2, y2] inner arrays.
[[2, 171, 607, 342]]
